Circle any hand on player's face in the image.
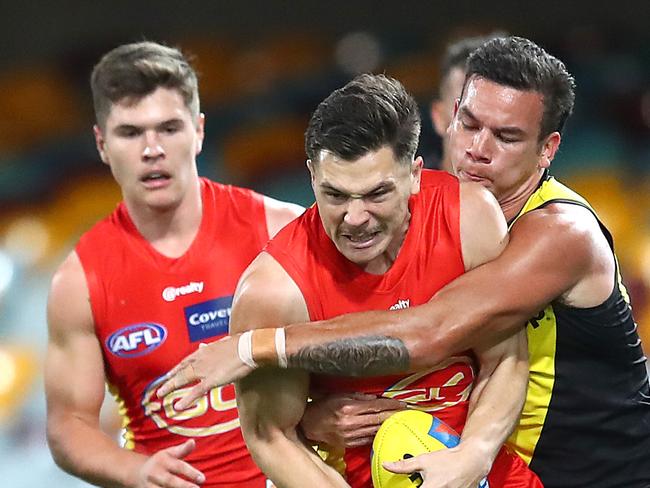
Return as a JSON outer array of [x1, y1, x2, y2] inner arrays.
[[301, 393, 406, 448], [383, 446, 488, 488], [157, 335, 253, 409], [137, 439, 205, 488]]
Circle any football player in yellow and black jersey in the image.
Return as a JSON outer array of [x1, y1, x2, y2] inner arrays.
[[159, 37, 650, 487]]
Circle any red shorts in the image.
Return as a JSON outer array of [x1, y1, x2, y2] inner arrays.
[[488, 446, 543, 487]]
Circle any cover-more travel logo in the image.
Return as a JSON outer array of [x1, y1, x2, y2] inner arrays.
[[162, 281, 204, 302], [184, 296, 233, 342], [106, 323, 167, 358]]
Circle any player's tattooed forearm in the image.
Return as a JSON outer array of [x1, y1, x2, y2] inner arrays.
[[287, 335, 409, 376]]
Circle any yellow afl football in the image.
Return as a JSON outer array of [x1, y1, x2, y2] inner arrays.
[[371, 409, 460, 488]]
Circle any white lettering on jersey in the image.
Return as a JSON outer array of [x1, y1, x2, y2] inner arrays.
[[389, 299, 410, 310], [162, 281, 205, 302], [112, 329, 162, 352], [188, 307, 232, 326]]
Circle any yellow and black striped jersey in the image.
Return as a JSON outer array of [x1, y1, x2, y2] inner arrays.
[[507, 172, 650, 487]]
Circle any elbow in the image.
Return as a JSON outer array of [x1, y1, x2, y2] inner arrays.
[[406, 319, 464, 369], [408, 342, 446, 370], [394, 302, 489, 370], [46, 420, 73, 473], [242, 420, 297, 468], [46, 411, 89, 477]]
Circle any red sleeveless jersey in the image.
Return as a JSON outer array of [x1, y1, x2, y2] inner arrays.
[[266, 170, 542, 488], [267, 170, 472, 485], [76, 178, 270, 487]]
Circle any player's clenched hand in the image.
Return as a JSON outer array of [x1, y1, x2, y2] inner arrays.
[[301, 393, 406, 448], [157, 336, 253, 409], [137, 439, 205, 488], [383, 445, 488, 488]]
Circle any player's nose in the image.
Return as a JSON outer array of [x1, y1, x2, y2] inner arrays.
[[142, 131, 165, 160], [343, 198, 370, 227], [466, 128, 492, 163]]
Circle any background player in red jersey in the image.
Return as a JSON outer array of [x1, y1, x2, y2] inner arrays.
[[161, 74, 539, 487], [45, 41, 302, 488]]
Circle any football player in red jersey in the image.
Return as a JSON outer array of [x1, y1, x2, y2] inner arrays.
[[161, 74, 541, 487], [45, 41, 302, 488]]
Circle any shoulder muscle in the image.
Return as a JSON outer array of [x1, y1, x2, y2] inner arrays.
[[459, 181, 509, 271], [513, 203, 614, 306], [231, 251, 309, 333], [48, 251, 95, 342]]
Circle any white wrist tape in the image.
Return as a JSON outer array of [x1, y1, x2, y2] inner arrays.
[[275, 328, 288, 368], [237, 331, 257, 368]]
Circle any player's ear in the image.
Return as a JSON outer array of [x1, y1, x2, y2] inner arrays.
[[306, 159, 316, 184], [410, 157, 423, 194], [93, 125, 109, 165], [195, 113, 205, 155], [539, 132, 561, 169]]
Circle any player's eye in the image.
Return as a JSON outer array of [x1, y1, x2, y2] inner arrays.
[[116, 127, 141, 138], [460, 119, 478, 131], [497, 134, 519, 143], [325, 191, 347, 202], [367, 189, 390, 201], [161, 123, 182, 134]]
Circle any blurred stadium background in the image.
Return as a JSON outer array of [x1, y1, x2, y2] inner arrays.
[[0, 2, 648, 486]]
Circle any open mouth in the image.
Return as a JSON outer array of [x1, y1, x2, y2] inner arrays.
[[342, 231, 380, 249], [140, 171, 171, 186]]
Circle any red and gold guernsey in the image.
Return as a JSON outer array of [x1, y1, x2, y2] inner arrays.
[[76, 178, 271, 487], [266, 170, 471, 486], [266, 169, 542, 488]]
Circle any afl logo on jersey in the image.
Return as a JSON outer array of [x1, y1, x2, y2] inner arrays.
[[106, 323, 167, 358]]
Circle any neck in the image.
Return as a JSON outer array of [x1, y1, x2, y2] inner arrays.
[[125, 179, 202, 258], [499, 169, 545, 221]]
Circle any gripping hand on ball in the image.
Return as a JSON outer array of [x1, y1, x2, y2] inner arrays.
[[383, 445, 488, 488]]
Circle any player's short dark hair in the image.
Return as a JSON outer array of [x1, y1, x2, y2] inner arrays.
[[438, 32, 506, 95], [90, 41, 200, 128], [465, 36, 576, 139], [305, 74, 421, 165]]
